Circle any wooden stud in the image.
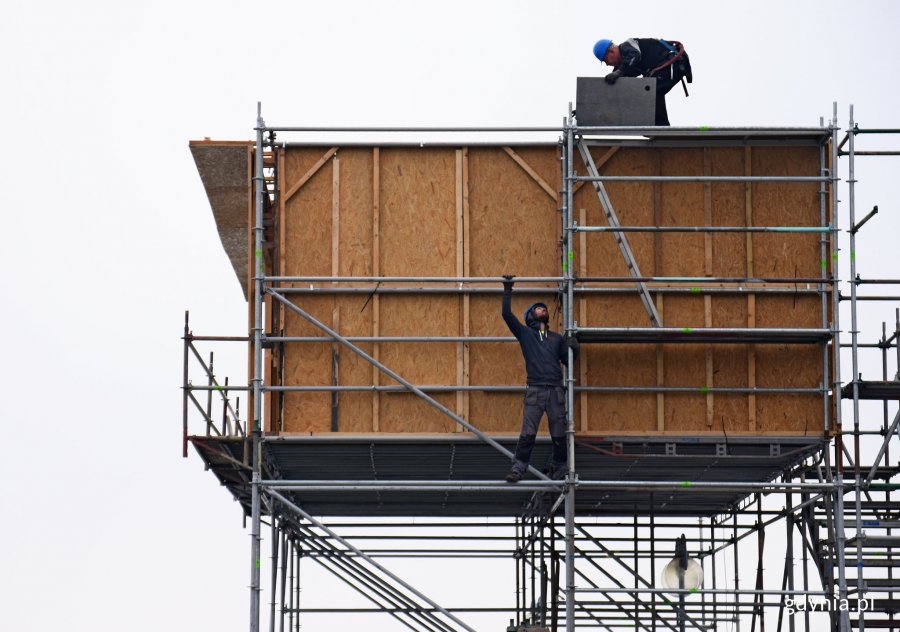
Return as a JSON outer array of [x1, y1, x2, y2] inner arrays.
[[745, 147, 754, 277], [704, 149, 714, 428], [332, 156, 340, 278], [502, 146, 558, 202], [456, 149, 465, 425], [284, 147, 338, 202], [654, 151, 665, 432], [462, 147, 471, 426], [745, 147, 756, 432], [579, 207, 588, 433], [748, 294, 757, 432], [372, 148, 381, 432], [276, 146, 286, 432], [656, 294, 665, 432]]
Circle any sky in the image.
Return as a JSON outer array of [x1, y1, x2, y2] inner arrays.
[[1, 1, 899, 631]]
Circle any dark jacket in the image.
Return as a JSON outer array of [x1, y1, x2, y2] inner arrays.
[[617, 38, 692, 84], [502, 290, 578, 386]]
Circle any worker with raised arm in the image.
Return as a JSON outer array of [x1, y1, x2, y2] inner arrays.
[[593, 38, 692, 126], [501, 275, 579, 483]]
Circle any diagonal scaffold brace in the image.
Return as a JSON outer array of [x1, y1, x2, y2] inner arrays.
[[267, 489, 470, 632], [575, 137, 663, 327], [267, 288, 552, 481]]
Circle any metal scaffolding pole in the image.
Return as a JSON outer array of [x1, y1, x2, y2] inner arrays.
[[565, 105, 577, 632], [267, 288, 551, 482], [249, 102, 266, 632], [267, 488, 476, 632], [180, 114, 899, 632]]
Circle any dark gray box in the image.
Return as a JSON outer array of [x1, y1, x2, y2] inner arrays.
[[575, 77, 656, 127]]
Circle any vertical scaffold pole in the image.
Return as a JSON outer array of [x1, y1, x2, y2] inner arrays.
[[564, 104, 577, 632], [250, 102, 266, 632], [848, 104, 867, 632], [829, 102, 850, 632]]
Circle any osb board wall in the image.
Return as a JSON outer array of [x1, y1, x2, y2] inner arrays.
[[274, 143, 830, 436]]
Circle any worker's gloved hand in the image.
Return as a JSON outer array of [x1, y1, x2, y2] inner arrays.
[[604, 70, 622, 85], [502, 274, 515, 292]]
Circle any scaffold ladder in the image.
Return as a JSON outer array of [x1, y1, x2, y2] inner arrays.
[[575, 137, 663, 327]]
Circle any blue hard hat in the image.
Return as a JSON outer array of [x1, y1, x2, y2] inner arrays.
[[593, 39, 612, 61]]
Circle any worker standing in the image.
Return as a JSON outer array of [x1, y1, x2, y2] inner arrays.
[[593, 38, 692, 126], [501, 275, 578, 483]]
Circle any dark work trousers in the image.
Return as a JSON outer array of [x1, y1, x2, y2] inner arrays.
[[652, 64, 685, 126], [511, 385, 568, 475]]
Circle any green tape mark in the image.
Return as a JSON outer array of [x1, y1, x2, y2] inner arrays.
[[691, 287, 701, 293], [690, 587, 699, 594], [850, 250, 856, 261], [698, 125, 710, 131], [568, 251, 574, 260], [562, 262, 568, 271], [699, 386, 710, 394], [255, 248, 263, 259], [833, 253, 839, 263], [256, 559, 261, 568], [215, 385, 224, 391], [821, 259, 828, 269], [681, 481, 692, 487], [682, 327, 693, 334]]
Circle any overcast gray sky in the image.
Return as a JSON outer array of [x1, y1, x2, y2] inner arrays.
[[2, 1, 899, 631]]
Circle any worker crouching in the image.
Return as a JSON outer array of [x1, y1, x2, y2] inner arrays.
[[501, 275, 579, 483], [593, 37, 692, 126]]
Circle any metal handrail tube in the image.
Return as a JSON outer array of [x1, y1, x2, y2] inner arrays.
[[260, 384, 823, 394], [572, 175, 828, 183], [576, 226, 829, 233], [267, 289, 551, 481]]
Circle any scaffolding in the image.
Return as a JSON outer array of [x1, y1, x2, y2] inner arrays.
[[183, 104, 900, 631]]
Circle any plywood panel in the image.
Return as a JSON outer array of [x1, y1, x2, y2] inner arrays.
[[468, 147, 560, 277], [752, 147, 821, 278], [658, 149, 705, 277], [270, 143, 830, 437], [380, 148, 457, 276]]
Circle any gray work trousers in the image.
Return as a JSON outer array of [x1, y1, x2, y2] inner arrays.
[[510, 385, 568, 474]]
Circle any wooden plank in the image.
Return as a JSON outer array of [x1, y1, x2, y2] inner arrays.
[[462, 147, 471, 425], [275, 147, 286, 432], [332, 157, 340, 278], [284, 147, 338, 202], [331, 159, 340, 431], [502, 146, 558, 202], [579, 207, 588, 432], [656, 294, 665, 432], [372, 148, 380, 432], [748, 293, 757, 432], [704, 149, 714, 428], [745, 147, 754, 277], [746, 147, 756, 432], [456, 149, 465, 426]]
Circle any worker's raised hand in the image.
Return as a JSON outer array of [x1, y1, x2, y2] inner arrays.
[[604, 70, 622, 85], [502, 274, 515, 292]]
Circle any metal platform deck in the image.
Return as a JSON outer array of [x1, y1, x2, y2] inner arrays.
[[191, 434, 826, 519]]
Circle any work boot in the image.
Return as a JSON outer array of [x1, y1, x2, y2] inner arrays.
[[550, 464, 569, 481], [505, 469, 523, 483]]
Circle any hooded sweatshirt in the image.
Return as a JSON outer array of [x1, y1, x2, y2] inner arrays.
[[502, 289, 577, 386]]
